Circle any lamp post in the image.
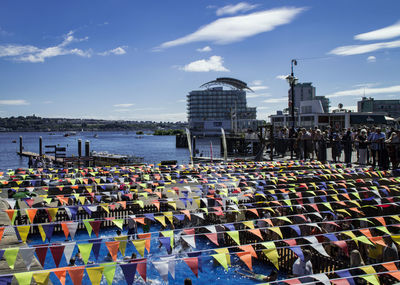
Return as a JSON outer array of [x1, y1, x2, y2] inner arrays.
[[286, 59, 298, 159]]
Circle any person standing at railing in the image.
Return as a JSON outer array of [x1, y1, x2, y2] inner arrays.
[[386, 130, 400, 169], [342, 128, 353, 166], [355, 129, 368, 166], [315, 129, 327, 163], [330, 129, 342, 163], [372, 128, 386, 169]]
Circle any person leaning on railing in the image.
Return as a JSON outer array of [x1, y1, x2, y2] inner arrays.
[[385, 130, 400, 169]]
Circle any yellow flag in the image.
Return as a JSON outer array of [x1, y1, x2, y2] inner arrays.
[[86, 266, 104, 285], [33, 272, 50, 285], [14, 272, 33, 285], [132, 239, 146, 257], [114, 236, 128, 255], [242, 221, 254, 229], [212, 253, 229, 270], [263, 249, 280, 269], [164, 212, 174, 224], [268, 227, 283, 239], [155, 216, 166, 227], [17, 225, 30, 243], [227, 231, 240, 245], [214, 248, 231, 266]]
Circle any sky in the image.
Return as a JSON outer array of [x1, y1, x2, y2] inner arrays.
[[1, 0, 400, 122]]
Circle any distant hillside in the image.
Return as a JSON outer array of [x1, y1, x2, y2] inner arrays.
[[0, 115, 187, 132]]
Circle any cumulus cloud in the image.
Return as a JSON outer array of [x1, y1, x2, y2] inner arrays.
[[251, 80, 263, 86], [216, 2, 259, 16], [0, 31, 91, 63], [196, 46, 212, 52], [329, 39, 400, 56], [367, 55, 376, 62], [158, 7, 305, 49], [355, 21, 400, 41], [98, 46, 127, 56], [249, 85, 269, 91], [263, 97, 287, 103], [247, 93, 271, 98], [0, 99, 29, 105], [113, 103, 134, 108], [276, 75, 288, 80], [181, 55, 229, 72], [325, 85, 400, 98]]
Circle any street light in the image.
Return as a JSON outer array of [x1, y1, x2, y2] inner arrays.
[[286, 59, 298, 159]]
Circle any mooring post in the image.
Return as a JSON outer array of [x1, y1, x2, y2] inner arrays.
[[85, 140, 90, 156], [19, 136, 23, 155], [39, 136, 43, 156], [78, 139, 82, 157]]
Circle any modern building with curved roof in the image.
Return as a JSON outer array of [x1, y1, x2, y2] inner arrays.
[[187, 78, 259, 135]]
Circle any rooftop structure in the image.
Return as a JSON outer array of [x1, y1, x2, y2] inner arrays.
[[358, 97, 400, 119], [288, 82, 330, 114]]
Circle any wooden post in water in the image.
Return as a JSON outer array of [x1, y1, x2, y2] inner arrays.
[[19, 136, 23, 155], [39, 136, 43, 156], [85, 140, 90, 166], [78, 139, 82, 157]]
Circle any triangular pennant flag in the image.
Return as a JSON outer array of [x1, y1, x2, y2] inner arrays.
[[63, 242, 76, 264], [263, 249, 280, 269], [67, 266, 85, 285], [137, 233, 151, 253], [382, 262, 400, 281], [17, 225, 30, 243], [19, 247, 35, 270], [211, 253, 228, 270], [33, 272, 50, 285], [89, 220, 102, 238], [248, 229, 263, 240], [14, 272, 33, 285], [153, 261, 169, 281], [112, 219, 124, 229], [50, 244, 65, 267], [134, 258, 147, 282], [161, 230, 174, 248], [268, 227, 283, 239], [78, 243, 93, 264], [60, 222, 71, 240], [35, 246, 48, 267], [205, 233, 219, 246], [0, 227, 4, 243], [25, 208, 37, 223], [114, 236, 127, 256], [120, 263, 137, 285], [66, 222, 79, 240], [86, 266, 104, 285], [238, 245, 257, 258], [102, 262, 117, 285], [105, 241, 119, 261], [53, 268, 67, 285], [181, 234, 196, 248], [5, 210, 17, 224], [227, 231, 240, 245], [236, 252, 252, 271], [42, 223, 55, 242], [46, 208, 58, 222], [83, 219, 94, 237], [184, 257, 199, 277], [132, 239, 146, 257], [360, 275, 380, 285], [154, 216, 166, 227], [4, 247, 19, 269]]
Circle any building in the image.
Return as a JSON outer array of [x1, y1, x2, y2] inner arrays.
[[288, 82, 330, 113], [358, 97, 400, 119], [187, 77, 259, 135]]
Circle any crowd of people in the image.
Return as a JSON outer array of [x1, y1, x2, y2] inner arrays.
[[274, 126, 400, 169]]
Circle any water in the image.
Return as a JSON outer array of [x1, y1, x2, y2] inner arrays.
[[0, 132, 224, 171], [0, 132, 189, 171]]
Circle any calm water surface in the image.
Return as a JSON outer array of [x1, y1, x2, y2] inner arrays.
[[0, 132, 221, 170]]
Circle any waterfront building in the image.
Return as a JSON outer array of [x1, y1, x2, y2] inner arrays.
[[187, 77, 260, 135], [358, 97, 400, 119], [289, 82, 330, 114]]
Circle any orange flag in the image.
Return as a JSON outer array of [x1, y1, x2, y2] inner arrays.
[[61, 222, 72, 240], [374, 217, 386, 226], [236, 252, 252, 271], [181, 210, 191, 220], [134, 218, 146, 225], [238, 245, 257, 258], [138, 233, 151, 253], [382, 262, 400, 281], [53, 268, 67, 285], [0, 227, 4, 242], [152, 201, 160, 211], [105, 241, 119, 261], [247, 209, 259, 217], [248, 229, 263, 240], [26, 209, 37, 223]]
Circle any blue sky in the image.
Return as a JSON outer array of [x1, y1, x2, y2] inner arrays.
[[1, 0, 400, 122]]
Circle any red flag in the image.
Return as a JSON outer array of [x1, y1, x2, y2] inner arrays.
[[50, 244, 65, 267], [67, 266, 85, 285], [204, 233, 219, 246], [184, 257, 198, 277], [89, 221, 102, 238], [35, 246, 48, 267]]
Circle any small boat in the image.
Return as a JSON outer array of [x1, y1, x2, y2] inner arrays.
[[64, 131, 77, 137], [90, 151, 144, 166], [12, 140, 16, 143], [94, 134, 99, 138]]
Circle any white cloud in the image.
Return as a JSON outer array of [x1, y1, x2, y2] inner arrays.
[[355, 21, 400, 41], [276, 75, 288, 80], [249, 85, 269, 91], [158, 7, 305, 49], [177, 99, 186, 103], [216, 2, 259, 16], [181, 55, 229, 72], [263, 97, 287, 103], [43, 100, 53, 104], [367, 55, 376, 63], [329, 39, 400, 56], [98, 46, 127, 56], [251, 80, 263, 86], [0, 99, 29, 105], [0, 31, 91, 63], [325, 85, 400, 98], [113, 103, 134, 108], [196, 46, 212, 52]]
